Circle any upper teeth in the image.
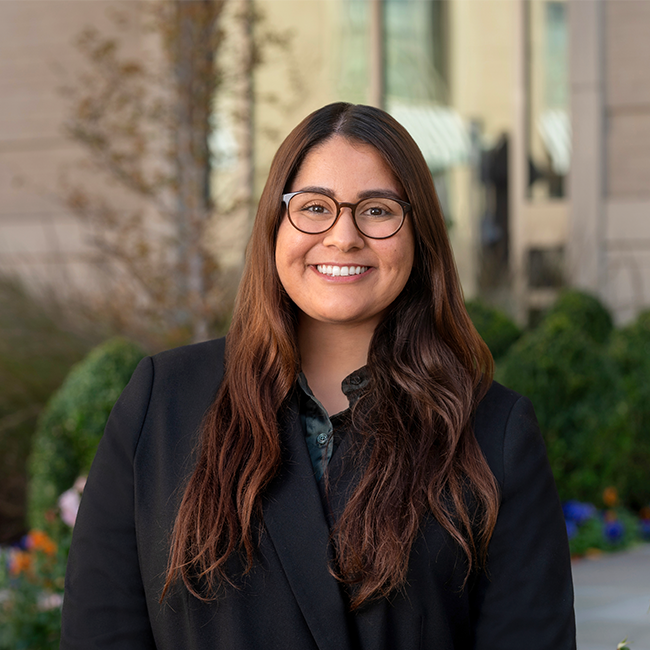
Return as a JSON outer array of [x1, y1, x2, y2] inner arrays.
[[316, 265, 368, 277]]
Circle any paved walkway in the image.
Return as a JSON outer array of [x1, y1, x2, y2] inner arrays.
[[573, 544, 650, 650]]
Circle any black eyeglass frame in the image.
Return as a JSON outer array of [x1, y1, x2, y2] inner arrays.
[[281, 190, 412, 240]]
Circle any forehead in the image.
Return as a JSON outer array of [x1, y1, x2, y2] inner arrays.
[[291, 136, 403, 197]]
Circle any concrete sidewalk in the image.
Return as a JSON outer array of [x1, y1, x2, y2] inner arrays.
[[573, 544, 650, 650]]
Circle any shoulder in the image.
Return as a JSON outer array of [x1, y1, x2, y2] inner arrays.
[[112, 337, 227, 441], [146, 335, 226, 383], [474, 380, 522, 429], [142, 336, 227, 415], [473, 380, 540, 487], [149, 336, 226, 378]]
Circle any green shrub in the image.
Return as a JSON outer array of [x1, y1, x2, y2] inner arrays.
[[497, 311, 627, 502], [465, 299, 522, 359], [28, 337, 146, 530], [546, 289, 614, 344], [609, 310, 650, 508]]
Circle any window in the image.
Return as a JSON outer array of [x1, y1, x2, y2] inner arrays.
[[526, 0, 570, 200]]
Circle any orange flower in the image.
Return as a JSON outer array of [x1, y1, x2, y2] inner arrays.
[[602, 486, 618, 508], [25, 530, 57, 556], [9, 550, 32, 576]]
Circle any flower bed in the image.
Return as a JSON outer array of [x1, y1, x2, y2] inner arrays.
[[0, 478, 84, 650], [563, 488, 650, 558]]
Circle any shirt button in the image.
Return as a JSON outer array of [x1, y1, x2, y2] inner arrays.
[[316, 433, 330, 447]]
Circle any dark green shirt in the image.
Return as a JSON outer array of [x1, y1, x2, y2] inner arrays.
[[296, 367, 369, 481]]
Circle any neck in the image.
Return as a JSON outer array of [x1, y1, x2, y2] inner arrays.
[[298, 316, 375, 414]]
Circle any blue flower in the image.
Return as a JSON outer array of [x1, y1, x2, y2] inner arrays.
[[563, 500, 597, 526], [603, 519, 624, 543]]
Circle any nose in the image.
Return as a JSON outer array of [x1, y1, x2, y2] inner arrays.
[[322, 206, 365, 251]]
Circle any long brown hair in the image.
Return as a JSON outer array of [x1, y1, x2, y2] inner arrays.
[[163, 103, 499, 609]]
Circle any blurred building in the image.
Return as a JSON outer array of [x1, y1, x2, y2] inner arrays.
[[513, 0, 650, 325], [0, 0, 649, 324], [0, 2, 127, 294], [568, 1, 650, 325]]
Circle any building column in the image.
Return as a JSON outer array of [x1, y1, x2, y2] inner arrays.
[[567, 0, 605, 294], [368, 0, 384, 109], [509, 0, 528, 325]]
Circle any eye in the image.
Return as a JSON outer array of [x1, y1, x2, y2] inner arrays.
[[304, 202, 329, 214], [358, 198, 401, 220], [289, 193, 337, 220]]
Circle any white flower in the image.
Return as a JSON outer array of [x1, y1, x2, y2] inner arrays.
[[38, 592, 64, 611], [58, 488, 81, 528], [58, 475, 87, 528]]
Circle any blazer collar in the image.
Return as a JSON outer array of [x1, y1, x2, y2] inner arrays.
[[263, 393, 355, 650]]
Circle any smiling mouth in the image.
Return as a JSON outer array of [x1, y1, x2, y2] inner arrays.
[[316, 264, 369, 277]]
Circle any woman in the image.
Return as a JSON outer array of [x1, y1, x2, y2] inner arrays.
[[61, 103, 575, 649]]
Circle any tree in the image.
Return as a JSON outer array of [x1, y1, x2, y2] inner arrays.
[[61, 0, 294, 345]]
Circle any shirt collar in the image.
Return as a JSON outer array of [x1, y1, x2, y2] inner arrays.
[[297, 366, 370, 409]]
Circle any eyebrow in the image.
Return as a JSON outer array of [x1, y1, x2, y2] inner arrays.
[[296, 185, 405, 202]]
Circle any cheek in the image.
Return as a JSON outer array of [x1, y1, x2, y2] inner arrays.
[[274, 219, 306, 295], [400, 227, 416, 278], [274, 219, 292, 276], [385, 233, 415, 282]]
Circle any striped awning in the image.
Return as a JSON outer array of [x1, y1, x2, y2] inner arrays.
[[537, 108, 571, 176], [388, 101, 472, 172]]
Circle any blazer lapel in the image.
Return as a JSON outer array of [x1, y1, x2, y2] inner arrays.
[[263, 395, 355, 650]]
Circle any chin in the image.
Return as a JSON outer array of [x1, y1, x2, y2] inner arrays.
[[310, 309, 383, 328]]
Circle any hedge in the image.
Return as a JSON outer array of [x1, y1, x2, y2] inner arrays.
[[497, 309, 626, 503], [545, 289, 614, 345], [28, 337, 146, 530], [609, 311, 650, 508], [465, 299, 522, 359]]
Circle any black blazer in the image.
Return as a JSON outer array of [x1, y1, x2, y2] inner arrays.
[[61, 338, 576, 649]]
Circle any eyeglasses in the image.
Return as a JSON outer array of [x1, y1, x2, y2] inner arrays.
[[282, 190, 411, 240]]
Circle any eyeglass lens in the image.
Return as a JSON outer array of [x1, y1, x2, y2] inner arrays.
[[287, 192, 404, 238]]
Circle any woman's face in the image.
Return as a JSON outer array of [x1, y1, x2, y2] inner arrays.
[[275, 135, 415, 332]]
